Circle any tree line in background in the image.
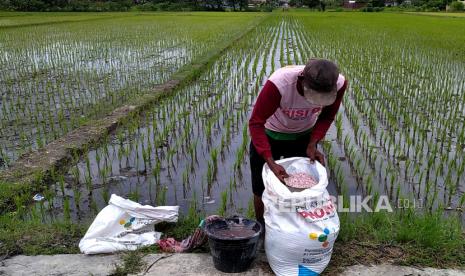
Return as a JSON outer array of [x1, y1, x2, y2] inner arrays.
[[291, 0, 462, 12], [0, 0, 275, 11], [0, 0, 463, 14]]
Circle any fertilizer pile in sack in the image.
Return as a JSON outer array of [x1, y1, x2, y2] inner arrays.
[[262, 157, 339, 276], [79, 194, 179, 254]]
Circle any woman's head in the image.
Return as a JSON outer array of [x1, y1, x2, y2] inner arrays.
[[298, 58, 340, 106]]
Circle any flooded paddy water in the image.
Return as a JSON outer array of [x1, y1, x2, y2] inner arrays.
[[0, 13, 261, 165], [9, 14, 465, 225]]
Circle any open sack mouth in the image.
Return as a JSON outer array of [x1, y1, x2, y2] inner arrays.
[[284, 172, 319, 189]]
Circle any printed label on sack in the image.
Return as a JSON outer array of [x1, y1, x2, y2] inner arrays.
[[119, 217, 156, 229], [116, 228, 153, 238], [96, 237, 139, 244], [295, 197, 336, 223], [301, 247, 333, 264], [116, 217, 157, 238], [308, 227, 332, 248]]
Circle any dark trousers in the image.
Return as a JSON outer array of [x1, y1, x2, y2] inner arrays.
[[249, 133, 310, 197]]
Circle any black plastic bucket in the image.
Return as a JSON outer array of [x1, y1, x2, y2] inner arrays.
[[205, 217, 262, 273]]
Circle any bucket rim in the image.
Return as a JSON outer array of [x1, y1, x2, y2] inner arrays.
[[205, 217, 262, 241]]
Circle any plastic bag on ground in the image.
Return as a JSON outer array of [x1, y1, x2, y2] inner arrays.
[[157, 215, 222, 253], [262, 157, 339, 276], [79, 194, 179, 254]]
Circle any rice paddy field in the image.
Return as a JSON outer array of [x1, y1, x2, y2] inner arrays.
[[406, 12, 465, 18], [0, 12, 262, 164], [1, 11, 465, 230]]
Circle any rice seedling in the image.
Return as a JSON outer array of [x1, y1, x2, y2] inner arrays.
[[156, 186, 168, 206], [63, 196, 71, 223], [0, 13, 262, 166], [218, 190, 229, 217], [6, 12, 462, 230], [335, 113, 343, 142]]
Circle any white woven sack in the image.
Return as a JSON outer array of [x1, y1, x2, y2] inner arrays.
[[262, 157, 339, 276]]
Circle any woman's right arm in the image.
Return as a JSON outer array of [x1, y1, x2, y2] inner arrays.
[[249, 80, 289, 182]]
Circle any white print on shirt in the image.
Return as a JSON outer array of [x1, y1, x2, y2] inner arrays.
[[281, 107, 322, 121], [265, 65, 345, 133]]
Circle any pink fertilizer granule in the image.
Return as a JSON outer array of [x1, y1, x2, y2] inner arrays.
[[284, 173, 318, 188]]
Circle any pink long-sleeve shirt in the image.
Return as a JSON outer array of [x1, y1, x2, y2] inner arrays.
[[249, 65, 348, 159]]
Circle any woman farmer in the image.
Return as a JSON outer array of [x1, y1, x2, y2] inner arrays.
[[249, 58, 348, 225]]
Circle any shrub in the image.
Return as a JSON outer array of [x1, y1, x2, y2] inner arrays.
[[449, 1, 464, 11], [3, 0, 134, 11], [68, 0, 90, 11], [260, 4, 273, 12], [9, 0, 45, 11], [243, 6, 272, 12], [0, 0, 10, 10], [138, 2, 158, 11], [361, 6, 374, 11], [153, 2, 171, 10], [243, 6, 259, 11]]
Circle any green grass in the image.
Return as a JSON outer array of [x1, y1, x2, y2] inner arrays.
[[1, 208, 463, 272], [336, 210, 465, 267], [110, 251, 147, 276], [0, 205, 201, 257], [0, 175, 46, 215], [291, 11, 465, 56], [405, 11, 465, 18], [155, 196, 204, 242], [0, 214, 87, 256]]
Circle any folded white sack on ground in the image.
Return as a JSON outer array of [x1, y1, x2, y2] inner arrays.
[[79, 194, 179, 254]]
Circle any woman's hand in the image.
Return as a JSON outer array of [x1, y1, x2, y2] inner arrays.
[[307, 141, 325, 166], [266, 157, 289, 183]]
